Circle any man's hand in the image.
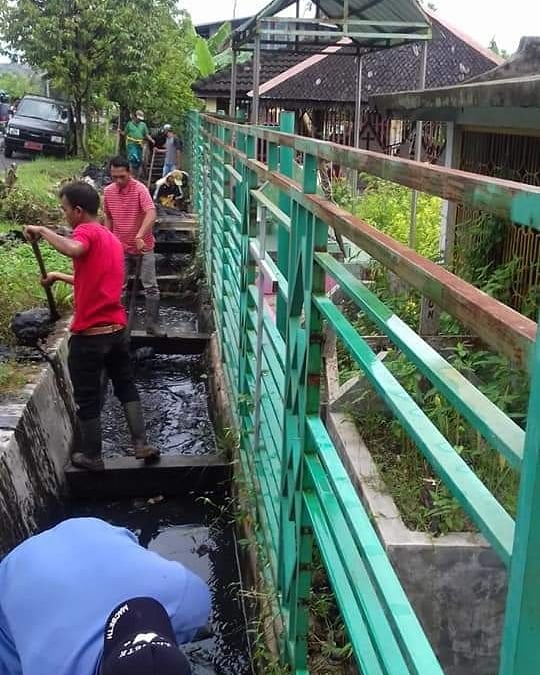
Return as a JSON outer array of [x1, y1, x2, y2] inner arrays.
[[41, 272, 58, 288], [24, 225, 43, 242], [135, 237, 146, 253]]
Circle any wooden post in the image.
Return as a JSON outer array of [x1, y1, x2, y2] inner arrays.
[[420, 120, 455, 336], [409, 41, 428, 250], [251, 31, 261, 125], [351, 51, 363, 194], [229, 49, 238, 118]]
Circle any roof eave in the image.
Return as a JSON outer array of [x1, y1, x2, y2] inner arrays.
[[232, 0, 432, 51], [370, 75, 540, 120]]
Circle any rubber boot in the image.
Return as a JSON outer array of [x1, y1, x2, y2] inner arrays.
[[145, 296, 165, 337], [72, 418, 105, 472], [123, 400, 160, 462]]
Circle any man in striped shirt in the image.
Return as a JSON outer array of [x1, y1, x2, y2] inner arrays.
[[104, 156, 164, 336]]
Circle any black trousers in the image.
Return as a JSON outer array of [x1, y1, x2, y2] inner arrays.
[[68, 329, 139, 420]]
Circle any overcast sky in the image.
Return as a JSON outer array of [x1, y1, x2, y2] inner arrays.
[[181, 0, 538, 54]]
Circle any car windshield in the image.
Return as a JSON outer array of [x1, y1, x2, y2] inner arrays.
[[16, 99, 68, 123]]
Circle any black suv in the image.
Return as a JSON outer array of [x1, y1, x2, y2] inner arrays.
[[4, 95, 75, 158]]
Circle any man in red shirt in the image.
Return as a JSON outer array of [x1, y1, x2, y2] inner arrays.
[[25, 182, 159, 471], [103, 155, 164, 336]]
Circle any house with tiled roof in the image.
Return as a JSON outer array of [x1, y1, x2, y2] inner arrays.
[[194, 10, 501, 153], [371, 36, 540, 314], [193, 50, 307, 117]]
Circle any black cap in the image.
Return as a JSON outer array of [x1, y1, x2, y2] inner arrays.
[[100, 597, 191, 675]]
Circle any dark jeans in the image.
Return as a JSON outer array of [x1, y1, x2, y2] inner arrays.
[[68, 329, 139, 420]]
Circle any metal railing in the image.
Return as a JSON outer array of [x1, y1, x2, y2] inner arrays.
[[186, 109, 540, 674]]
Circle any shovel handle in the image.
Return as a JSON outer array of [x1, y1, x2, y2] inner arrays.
[[30, 240, 60, 321]]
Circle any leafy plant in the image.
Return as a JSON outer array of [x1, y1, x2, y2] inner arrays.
[[332, 175, 443, 260], [0, 242, 72, 345]]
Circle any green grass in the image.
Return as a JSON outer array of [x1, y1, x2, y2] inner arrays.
[[0, 158, 81, 349], [0, 242, 73, 344], [0, 360, 35, 398], [16, 158, 86, 206], [0, 158, 85, 231]]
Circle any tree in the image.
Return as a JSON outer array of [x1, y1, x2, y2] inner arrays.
[[489, 37, 510, 59], [0, 71, 42, 98], [0, 0, 197, 153], [191, 21, 252, 80], [0, 0, 125, 153], [107, 5, 197, 134]]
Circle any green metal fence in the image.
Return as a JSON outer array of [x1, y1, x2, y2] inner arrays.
[[186, 110, 540, 674]]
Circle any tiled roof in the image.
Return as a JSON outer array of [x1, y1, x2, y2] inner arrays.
[[193, 52, 307, 97], [256, 17, 499, 105]]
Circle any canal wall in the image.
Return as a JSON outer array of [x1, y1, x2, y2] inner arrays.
[[0, 324, 74, 555]]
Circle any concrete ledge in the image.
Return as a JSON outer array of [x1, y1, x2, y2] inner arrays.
[[65, 455, 230, 499], [0, 320, 74, 555]]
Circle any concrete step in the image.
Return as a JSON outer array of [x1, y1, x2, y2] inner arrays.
[[155, 220, 198, 233], [66, 454, 229, 498], [154, 239, 195, 254], [130, 328, 210, 354], [128, 274, 183, 295]]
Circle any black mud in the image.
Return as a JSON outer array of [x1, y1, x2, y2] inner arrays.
[[102, 353, 214, 458]]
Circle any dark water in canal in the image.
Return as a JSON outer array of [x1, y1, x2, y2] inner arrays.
[[102, 303, 214, 458], [69, 495, 252, 675], [72, 301, 252, 674]]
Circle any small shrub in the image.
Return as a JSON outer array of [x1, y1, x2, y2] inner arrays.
[[87, 126, 116, 164], [332, 175, 443, 260]]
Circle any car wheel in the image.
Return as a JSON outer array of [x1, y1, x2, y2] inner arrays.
[[4, 145, 13, 158]]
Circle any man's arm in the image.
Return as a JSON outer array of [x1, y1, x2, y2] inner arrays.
[[176, 137, 183, 168], [144, 123, 155, 146], [135, 185, 157, 251], [136, 207, 157, 249], [24, 226, 86, 259], [103, 192, 113, 230], [42, 272, 74, 287]]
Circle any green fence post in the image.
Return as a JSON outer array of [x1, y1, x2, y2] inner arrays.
[[500, 317, 540, 674], [212, 114, 226, 345], [237, 130, 258, 454], [278, 149, 320, 670], [276, 112, 294, 339]]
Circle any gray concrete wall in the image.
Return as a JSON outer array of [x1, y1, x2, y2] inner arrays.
[[0, 325, 74, 555]]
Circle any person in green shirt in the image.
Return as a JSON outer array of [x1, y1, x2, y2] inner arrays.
[[120, 110, 155, 176]]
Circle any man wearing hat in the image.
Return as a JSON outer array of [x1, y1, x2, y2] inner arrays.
[[0, 517, 211, 675], [154, 169, 185, 207], [120, 110, 155, 177]]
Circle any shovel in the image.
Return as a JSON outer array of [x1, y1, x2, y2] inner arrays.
[[30, 240, 60, 322]]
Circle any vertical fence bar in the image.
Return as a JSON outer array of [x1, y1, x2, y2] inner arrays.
[[276, 112, 295, 339], [500, 318, 540, 674], [238, 131, 258, 443], [252, 206, 268, 456], [279, 149, 320, 670]]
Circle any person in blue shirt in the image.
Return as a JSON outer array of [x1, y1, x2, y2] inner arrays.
[[0, 518, 211, 675]]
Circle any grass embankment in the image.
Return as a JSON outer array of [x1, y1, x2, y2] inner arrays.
[[333, 176, 526, 535], [0, 158, 82, 397]]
